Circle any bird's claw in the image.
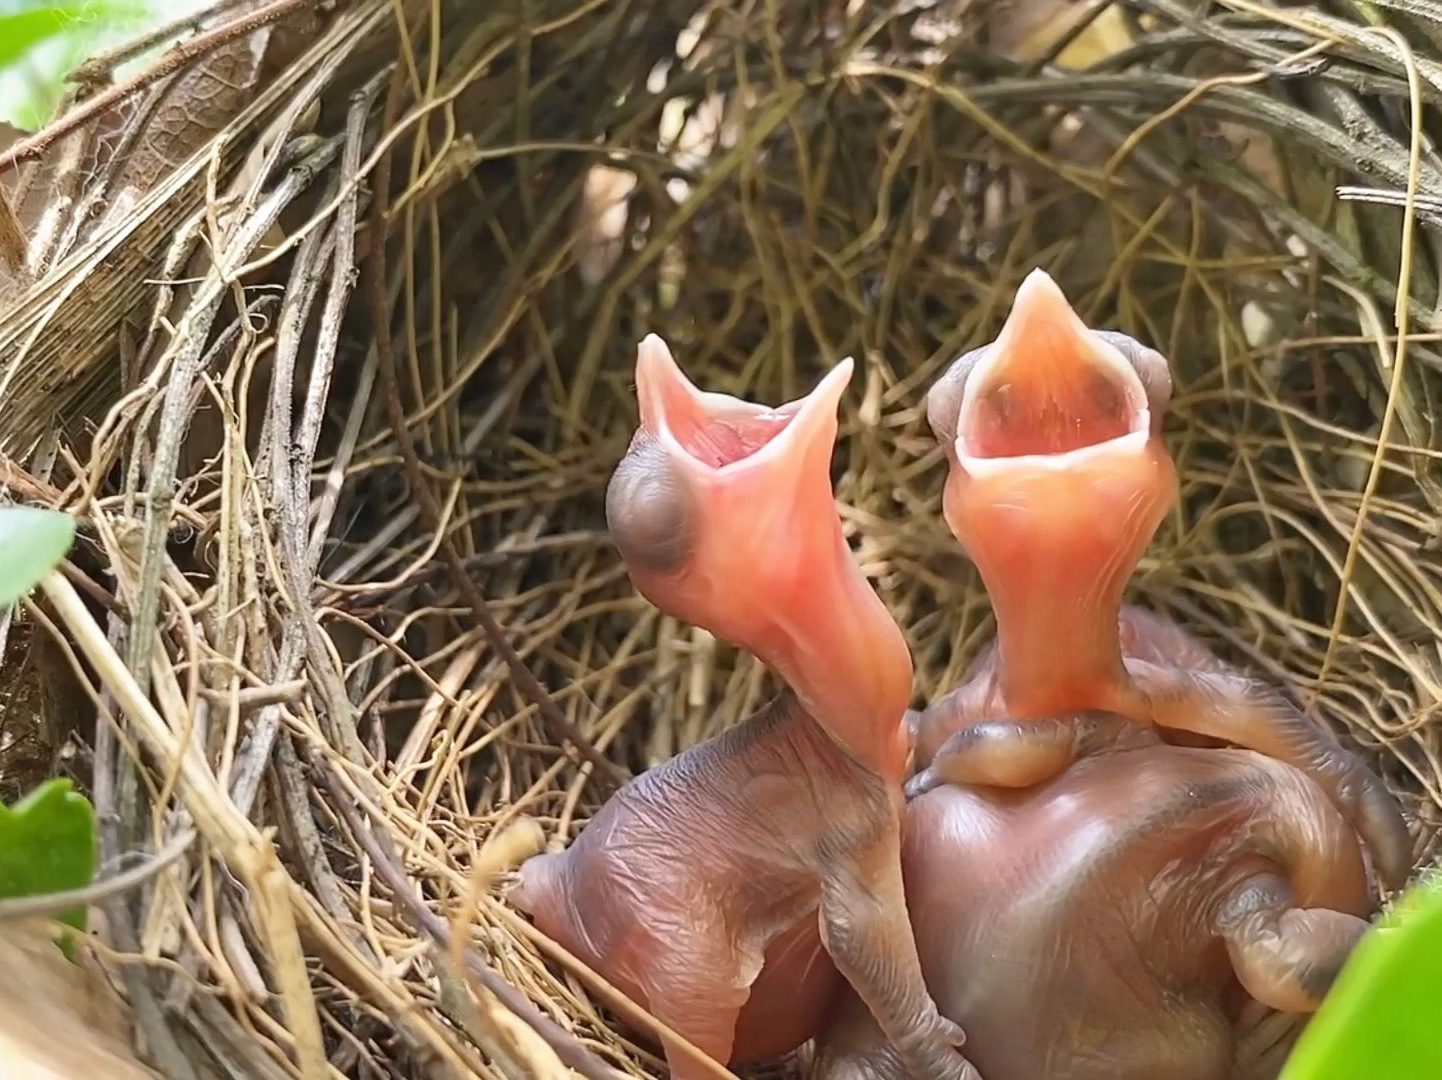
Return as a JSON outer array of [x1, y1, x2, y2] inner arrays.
[[904, 768, 938, 801], [899, 1012, 983, 1080]]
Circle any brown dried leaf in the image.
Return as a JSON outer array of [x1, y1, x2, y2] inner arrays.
[[0, 122, 51, 300], [94, 2, 323, 234], [0, 122, 56, 232], [0, 187, 25, 273], [0, 2, 330, 270], [0, 0, 341, 454]]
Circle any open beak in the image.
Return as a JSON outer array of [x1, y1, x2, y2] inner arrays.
[[931, 271, 1178, 709], [952, 269, 1152, 481], [938, 269, 1175, 541], [610, 334, 855, 650], [633, 333, 852, 485]]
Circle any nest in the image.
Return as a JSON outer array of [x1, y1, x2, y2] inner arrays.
[[0, 0, 1439, 1076]]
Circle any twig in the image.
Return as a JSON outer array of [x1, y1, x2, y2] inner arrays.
[[38, 572, 330, 1079], [1317, 25, 1427, 698], [1337, 185, 1442, 228], [89, 614, 198, 1080], [273, 733, 361, 936], [185, 995, 296, 1080], [197, 679, 307, 710], [0, 452, 66, 504], [70, 0, 267, 85], [297, 68, 389, 531], [124, 137, 340, 697]]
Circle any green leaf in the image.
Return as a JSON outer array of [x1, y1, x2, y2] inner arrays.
[[1280, 874, 1442, 1079], [0, 1, 155, 129], [0, 6, 90, 70], [0, 506, 75, 608], [0, 780, 96, 934]]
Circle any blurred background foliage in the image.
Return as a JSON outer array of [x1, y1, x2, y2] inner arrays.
[[0, 0, 205, 129]]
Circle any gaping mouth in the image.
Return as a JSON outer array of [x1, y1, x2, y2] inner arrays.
[[634, 333, 853, 476], [954, 271, 1151, 479]]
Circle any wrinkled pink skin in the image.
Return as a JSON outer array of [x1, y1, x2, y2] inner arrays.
[[517, 699, 868, 1066], [511, 339, 977, 1080], [812, 736, 1374, 1080], [910, 270, 1411, 893]]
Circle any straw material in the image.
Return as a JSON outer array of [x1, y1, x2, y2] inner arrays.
[[0, 0, 1438, 1076]]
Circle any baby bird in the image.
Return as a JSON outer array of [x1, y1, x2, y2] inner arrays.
[[910, 269, 1410, 891], [512, 337, 979, 1079]]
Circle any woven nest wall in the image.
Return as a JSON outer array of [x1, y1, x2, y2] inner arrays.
[[0, 0, 1440, 1077]]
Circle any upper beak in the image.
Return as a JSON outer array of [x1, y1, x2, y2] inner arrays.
[[635, 332, 711, 439], [953, 269, 1151, 479]]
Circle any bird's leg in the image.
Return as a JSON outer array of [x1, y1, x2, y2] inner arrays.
[[1123, 659, 1411, 891], [905, 712, 1152, 798], [642, 961, 747, 1080], [1214, 872, 1369, 1014], [816, 816, 982, 1080]]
